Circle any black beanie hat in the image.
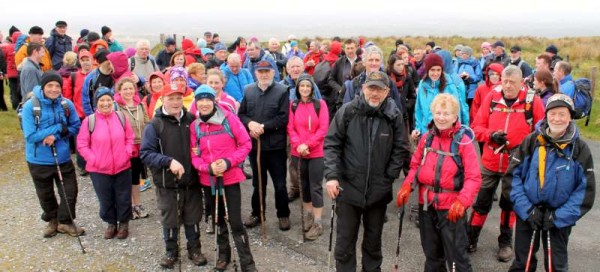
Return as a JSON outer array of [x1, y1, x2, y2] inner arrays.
[[29, 26, 44, 35], [9, 26, 20, 37], [94, 49, 109, 64], [101, 26, 112, 36], [86, 32, 100, 43], [40, 71, 63, 89]]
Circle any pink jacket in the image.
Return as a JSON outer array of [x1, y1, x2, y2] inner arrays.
[[77, 111, 135, 175], [189, 92, 239, 117], [287, 99, 329, 159], [191, 107, 251, 187]]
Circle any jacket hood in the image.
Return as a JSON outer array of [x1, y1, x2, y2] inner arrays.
[[435, 50, 455, 74], [294, 74, 319, 100], [148, 71, 166, 93], [107, 52, 130, 80], [356, 92, 399, 121], [33, 85, 63, 104], [90, 39, 109, 56], [182, 38, 195, 51], [199, 104, 227, 126], [485, 63, 504, 87], [114, 91, 141, 106], [11, 31, 22, 44]]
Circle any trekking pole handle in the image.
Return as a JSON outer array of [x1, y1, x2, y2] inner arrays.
[[51, 144, 58, 157]]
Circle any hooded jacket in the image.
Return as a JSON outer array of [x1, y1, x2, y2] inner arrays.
[[507, 120, 595, 228], [470, 63, 504, 123], [220, 62, 254, 102], [281, 73, 322, 101], [45, 29, 73, 70], [191, 106, 252, 187], [436, 50, 469, 123], [1, 31, 20, 78], [15, 37, 52, 72], [142, 72, 166, 119], [22, 86, 81, 165], [77, 109, 135, 175], [402, 122, 482, 210], [287, 75, 330, 159], [414, 74, 464, 134], [456, 56, 482, 99], [324, 95, 409, 207], [303, 50, 323, 76], [472, 87, 545, 173]]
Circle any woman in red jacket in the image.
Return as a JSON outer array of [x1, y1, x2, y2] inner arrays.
[[397, 93, 481, 272], [77, 87, 135, 239], [287, 74, 329, 240], [190, 87, 256, 271], [470, 62, 504, 124]]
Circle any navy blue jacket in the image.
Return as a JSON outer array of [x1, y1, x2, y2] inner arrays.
[[45, 29, 73, 71]]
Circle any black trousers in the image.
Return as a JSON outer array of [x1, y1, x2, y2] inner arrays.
[[0, 80, 7, 111], [509, 217, 571, 272], [8, 77, 21, 110], [90, 169, 132, 224], [291, 156, 324, 208], [28, 161, 78, 224], [419, 205, 472, 272], [335, 201, 387, 272], [249, 148, 290, 218]]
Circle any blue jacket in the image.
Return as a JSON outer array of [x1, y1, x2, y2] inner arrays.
[[456, 57, 482, 99], [560, 74, 575, 98], [82, 69, 145, 116], [22, 86, 81, 165], [45, 29, 73, 70], [436, 50, 468, 113], [221, 63, 254, 102], [508, 121, 595, 228], [280, 74, 322, 101], [414, 74, 469, 134], [242, 49, 280, 82], [342, 71, 404, 115]]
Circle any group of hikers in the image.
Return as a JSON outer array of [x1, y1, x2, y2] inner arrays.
[[2, 21, 596, 272]]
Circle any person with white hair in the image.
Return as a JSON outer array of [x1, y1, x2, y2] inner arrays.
[[267, 38, 287, 79], [130, 39, 158, 82], [281, 34, 297, 56]]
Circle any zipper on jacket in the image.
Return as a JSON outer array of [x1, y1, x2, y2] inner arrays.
[[498, 108, 513, 172], [106, 116, 116, 174], [364, 117, 373, 204]]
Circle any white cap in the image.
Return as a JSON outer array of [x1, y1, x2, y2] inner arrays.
[[287, 34, 297, 41]]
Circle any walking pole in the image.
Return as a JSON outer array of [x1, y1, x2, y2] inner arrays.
[[219, 175, 239, 272], [175, 178, 182, 272], [327, 186, 343, 272], [51, 145, 86, 254], [257, 137, 266, 240], [297, 156, 306, 243], [525, 230, 536, 272], [547, 230, 553, 272], [214, 175, 220, 258], [392, 205, 406, 272]]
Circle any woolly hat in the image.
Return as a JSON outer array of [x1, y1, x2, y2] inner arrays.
[[545, 45, 558, 55], [101, 25, 112, 36], [197, 38, 207, 49], [55, 21, 67, 27], [9, 26, 20, 37], [462, 46, 474, 57], [40, 71, 63, 89], [424, 53, 444, 72], [426, 41, 435, 48], [94, 49, 109, 64], [29, 26, 43, 35], [214, 43, 227, 52], [79, 29, 89, 38], [164, 37, 176, 46], [201, 48, 214, 56], [86, 32, 100, 43], [95, 87, 113, 103], [194, 85, 216, 101], [481, 42, 492, 51], [545, 93, 575, 117], [125, 47, 136, 58], [170, 67, 188, 82], [492, 41, 505, 48], [290, 40, 298, 47]]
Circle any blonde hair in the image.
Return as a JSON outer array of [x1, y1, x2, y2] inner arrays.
[[63, 51, 77, 66], [187, 63, 206, 76], [116, 77, 136, 92], [430, 93, 459, 115], [206, 68, 226, 84]]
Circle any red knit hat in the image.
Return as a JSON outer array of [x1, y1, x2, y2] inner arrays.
[[424, 53, 444, 72]]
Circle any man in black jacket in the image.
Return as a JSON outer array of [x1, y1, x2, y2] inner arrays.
[[156, 38, 176, 71], [140, 84, 207, 269], [328, 39, 359, 98], [238, 60, 291, 231], [324, 71, 410, 271]]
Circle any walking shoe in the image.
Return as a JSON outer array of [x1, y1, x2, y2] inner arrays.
[[79, 168, 88, 176], [140, 178, 152, 192], [243, 168, 253, 179], [159, 254, 178, 269], [43, 219, 58, 238], [287, 191, 299, 202], [302, 213, 314, 232], [133, 205, 149, 219], [243, 215, 261, 228], [215, 259, 229, 271], [206, 215, 215, 234], [116, 223, 129, 239], [305, 223, 323, 241], [497, 246, 514, 262], [104, 224, 117, 239], [57, 223, 85, 237], [278, 217, 290, 231], [188, 251, 208, 266]]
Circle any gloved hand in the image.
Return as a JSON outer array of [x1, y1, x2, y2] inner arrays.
[[527, 206, 544, 231], [542, 209, 555, 231], [396, 182, 412, 207], [448, 200, 466, 223], [490, 131, 508, 146]]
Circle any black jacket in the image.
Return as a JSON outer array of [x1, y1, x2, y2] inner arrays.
[[324, 96, 410, 207], [238, 81, 289, 151], [268, 50, 287, 79], [503, 57, 533, 78], [328, 56, 360, 93], [156, 49, 175, 71], [205, 57, 225, 70], [140, 108, 199, 189]]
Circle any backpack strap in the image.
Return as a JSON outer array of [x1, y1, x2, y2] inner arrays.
[[88, 111, 126, 134], [31, 95, 42, 129], [129, 58, 136, 71], [71, 72, 77, 95], [291, 99, 321, 117], [524, 88, 536, 128], [60, 98, 71, 119]]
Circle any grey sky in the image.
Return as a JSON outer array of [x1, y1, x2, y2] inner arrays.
[[2, 0, 600, 43]]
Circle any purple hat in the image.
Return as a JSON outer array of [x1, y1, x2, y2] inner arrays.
[[170, 66, 189, 82]]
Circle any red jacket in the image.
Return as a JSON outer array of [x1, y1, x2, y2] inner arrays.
[[1, 39, 18, 78], [470, 63, 504, 124], [472, 87, 545, 173], [62, 70, 90, 119], [402, 122, 481, 209], [303, 51, 323, 75], [287, 99, 329, 159]]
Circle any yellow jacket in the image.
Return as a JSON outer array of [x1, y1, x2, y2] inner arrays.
[[15, 38, 52, 72]]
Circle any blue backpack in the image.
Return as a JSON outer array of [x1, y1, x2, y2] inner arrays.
[[572, 78, 593, 124]]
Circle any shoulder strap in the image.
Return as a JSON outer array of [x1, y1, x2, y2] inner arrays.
[[60, 98, 71, 119], [313, 99, 321, 117], [71, 72, 77, 94], [518, 60, 524, 69], [524, 89, 536, 127], [291, 100, 299, 114], [152, 117, 165, 136], [31, 95, 42, 127], [88, 114, 96, 133], [146, 95, 152, 108], [129, 58, 136, 71], [115, 111, 126, 129]]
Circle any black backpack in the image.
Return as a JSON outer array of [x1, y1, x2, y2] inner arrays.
[[313, 62, 332, 91], [291, 99, 321, 117]]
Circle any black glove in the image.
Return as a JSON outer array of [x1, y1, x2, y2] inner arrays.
[[60, 124, 69, 137], [542, 209, 555, 231], [491, 131, 508, 146], [527, 206, 544, 231]]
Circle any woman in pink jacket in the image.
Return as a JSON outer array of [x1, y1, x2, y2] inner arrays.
[[287, 74, 329, 241], [189, 69, 239, 117], [190, 86, 256, 271], [77, 87, 135, 240]]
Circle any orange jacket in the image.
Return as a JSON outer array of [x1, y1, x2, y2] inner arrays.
[[15, 38, 52, 72]]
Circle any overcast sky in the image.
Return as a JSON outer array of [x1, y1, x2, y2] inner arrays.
[[2, 0, 600, 43]]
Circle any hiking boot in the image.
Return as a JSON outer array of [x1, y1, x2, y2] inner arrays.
[[43, 219, 58, 238], [305, 223, 323, 241], [278, 217, 290, 231], [116, 223, 129, 239], [188, 251, 208, 266], [287, 191, 299, 202], [104, 224, 117, 239], [215, 259, 229, 271], [243, 215, 261, 228], [79, 168, 88, 176], [140, 178, 153, 192], [57, 223, 85, 237], [206, 215, 215, 234], [497, 246, 514, 262], [159, 254, 178, 269], [244, 168, 253, 180], [302, 213, 314, 232], [133, 205, 149, 219]]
